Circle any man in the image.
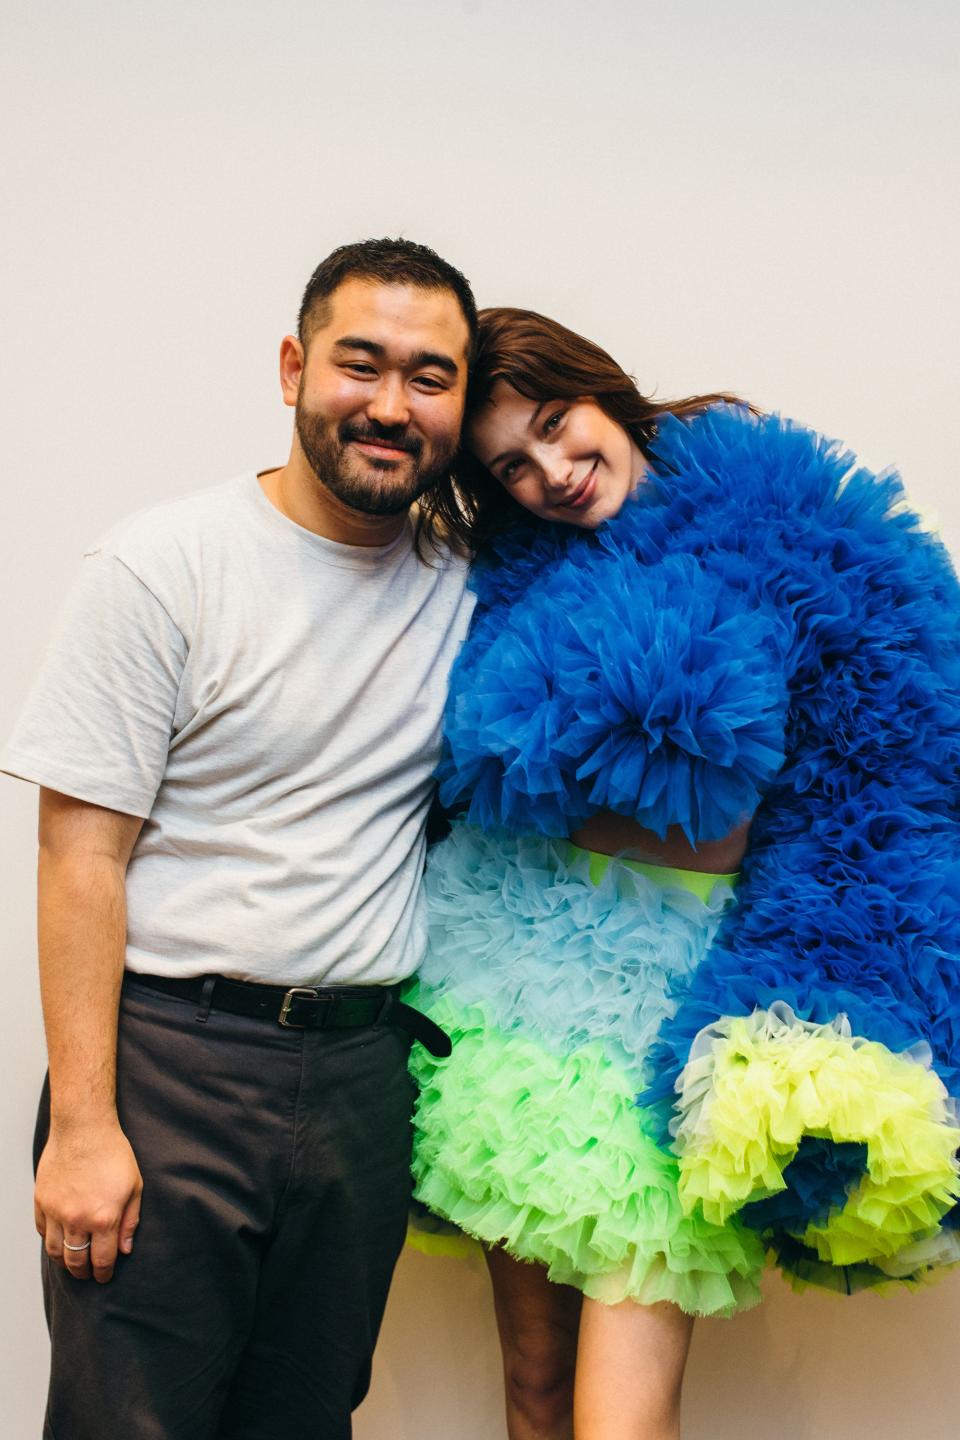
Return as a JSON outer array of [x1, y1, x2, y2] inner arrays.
[[1, 237, 477, 1439]]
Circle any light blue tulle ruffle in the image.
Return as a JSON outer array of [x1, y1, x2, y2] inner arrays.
[[421, 823, 735, 1079]]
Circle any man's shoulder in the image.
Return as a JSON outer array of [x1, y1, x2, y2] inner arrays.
[[91, 474, 256, 568], [78, 474, 264, 632], [422, 540, 472, 581]]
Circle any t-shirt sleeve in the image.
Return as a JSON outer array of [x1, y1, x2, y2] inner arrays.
[[0, 550, 188, 817]]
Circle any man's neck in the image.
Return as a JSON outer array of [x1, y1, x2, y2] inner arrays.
[[259, 454, 407, 547]]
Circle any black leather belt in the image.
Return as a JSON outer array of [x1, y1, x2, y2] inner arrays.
[[126, 973, 451, 1057]]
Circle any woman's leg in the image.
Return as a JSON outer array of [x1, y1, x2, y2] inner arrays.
[[574, 1297, 694, 1440], [485, 1245, 582, 1440]]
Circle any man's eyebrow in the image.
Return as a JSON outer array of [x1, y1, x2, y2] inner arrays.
[[490, 401, 550, 470], [407, 349, 460, 378], [331, 338, 459, 378], [332, 337, 386, 357]]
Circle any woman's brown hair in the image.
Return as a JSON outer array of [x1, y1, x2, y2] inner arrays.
[[418, 306, 751, 556]]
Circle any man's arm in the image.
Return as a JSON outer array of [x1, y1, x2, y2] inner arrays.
[[34, 787, 144, 1284]]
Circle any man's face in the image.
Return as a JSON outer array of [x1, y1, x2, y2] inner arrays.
[[291, 278, 470, 517]]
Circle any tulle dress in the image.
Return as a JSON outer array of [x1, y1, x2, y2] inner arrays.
[[408, 406, 960, 1312]]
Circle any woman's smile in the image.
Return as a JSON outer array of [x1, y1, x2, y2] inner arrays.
[[557, 460, 598, 509]]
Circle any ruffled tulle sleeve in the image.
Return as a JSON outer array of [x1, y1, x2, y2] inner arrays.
[[637, 412, 960, 1284], [642, 413, 960, 1098], [438, 546, 790, 842]]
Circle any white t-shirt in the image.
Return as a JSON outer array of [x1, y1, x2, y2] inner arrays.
[[1, 475, 474, 986]]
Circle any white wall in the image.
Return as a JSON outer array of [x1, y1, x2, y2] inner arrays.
[[2, 2, 958, 1435]]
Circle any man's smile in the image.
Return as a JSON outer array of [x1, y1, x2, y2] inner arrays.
[[350, 438, 415, 460]]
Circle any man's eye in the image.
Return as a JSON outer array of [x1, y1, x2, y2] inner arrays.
[[345, 363, 377, 376], [414, 376, 446, 391]]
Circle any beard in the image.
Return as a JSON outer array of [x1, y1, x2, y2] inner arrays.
[[295, 399, 457, 517]]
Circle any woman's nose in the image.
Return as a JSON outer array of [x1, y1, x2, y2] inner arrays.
[[539, 452, 573, 494]]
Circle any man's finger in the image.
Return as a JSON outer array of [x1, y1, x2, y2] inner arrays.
[[118, 1190, 141, 1256], [34, 1202, 46, 1239], [62, 1231, 93, 1280], [44, 1219, 65, 1268], [90, 1227, 119, 1285]]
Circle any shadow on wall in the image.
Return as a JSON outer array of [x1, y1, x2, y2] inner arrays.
[[358, 1251, 960, 1440]]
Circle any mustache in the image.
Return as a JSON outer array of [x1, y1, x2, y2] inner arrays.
[[339, 421, 422, 457]]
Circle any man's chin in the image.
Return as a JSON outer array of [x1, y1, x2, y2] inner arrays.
[[327, 475, 425, 518], [355, 455, 409, 473], [348, 496, 416, 518]]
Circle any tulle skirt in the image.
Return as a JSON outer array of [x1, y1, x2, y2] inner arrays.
[[409, 824, 960, 1305], [407, 823, 765, 1317]]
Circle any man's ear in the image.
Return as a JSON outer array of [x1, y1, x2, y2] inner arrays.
[[279, 335, 305, 407]]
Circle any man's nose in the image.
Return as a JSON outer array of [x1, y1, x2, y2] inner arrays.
[[366, 375, 411, 429]]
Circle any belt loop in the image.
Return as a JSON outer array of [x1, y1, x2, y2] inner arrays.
[[375, 987, 396, 1028], [195, 975, 217, 1025]]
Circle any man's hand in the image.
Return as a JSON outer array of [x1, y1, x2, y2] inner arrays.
[[35, 1120, 143, 1283], [35, 788, 146, 1284]]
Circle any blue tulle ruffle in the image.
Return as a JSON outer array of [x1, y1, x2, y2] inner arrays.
[[740, 1136, 869, 1234], [439, 549, 790, 844]]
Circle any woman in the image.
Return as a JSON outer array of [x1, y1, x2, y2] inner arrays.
[[408, 308, 960, 1439]]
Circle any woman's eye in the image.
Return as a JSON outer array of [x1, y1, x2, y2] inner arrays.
[[501, 459, 522, 482], [543, 408, 565, 434]]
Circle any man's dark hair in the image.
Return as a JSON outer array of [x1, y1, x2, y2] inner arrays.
[[297, 237, 478, 357]]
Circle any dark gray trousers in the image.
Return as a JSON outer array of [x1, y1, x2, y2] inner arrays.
[[35, 975, 415, 1440]]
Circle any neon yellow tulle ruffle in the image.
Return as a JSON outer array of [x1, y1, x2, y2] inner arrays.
[[409, 984, 764, 1317], [405, 1218, 479, 1260], [672, 1003, 960, 1263]]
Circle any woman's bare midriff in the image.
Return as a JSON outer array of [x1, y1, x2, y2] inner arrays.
[[569, 809, 752, 874]]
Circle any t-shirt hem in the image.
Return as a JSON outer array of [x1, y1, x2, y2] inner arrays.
[[123, 955, 422, 986], [0, 747, 156, 819]]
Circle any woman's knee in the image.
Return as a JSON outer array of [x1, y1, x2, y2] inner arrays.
[[502, 1326, 576, 1427]]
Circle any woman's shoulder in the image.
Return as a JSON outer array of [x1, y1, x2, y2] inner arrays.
[[649, 403, 855, 508], [639, 402, 939, 569]]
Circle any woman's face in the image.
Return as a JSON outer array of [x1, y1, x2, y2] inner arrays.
[[468, 380, 647, 529]]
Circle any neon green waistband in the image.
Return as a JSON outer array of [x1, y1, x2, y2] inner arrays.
[[575, 845, 739, 903]]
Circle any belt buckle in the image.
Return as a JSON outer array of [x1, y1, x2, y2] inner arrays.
[[279, 986, 326, 1028]]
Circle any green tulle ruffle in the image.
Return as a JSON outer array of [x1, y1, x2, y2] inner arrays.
[[408, 983, 764, 1317]]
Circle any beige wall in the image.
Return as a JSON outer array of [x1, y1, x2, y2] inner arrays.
[[3, 2, 959, 1435]]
